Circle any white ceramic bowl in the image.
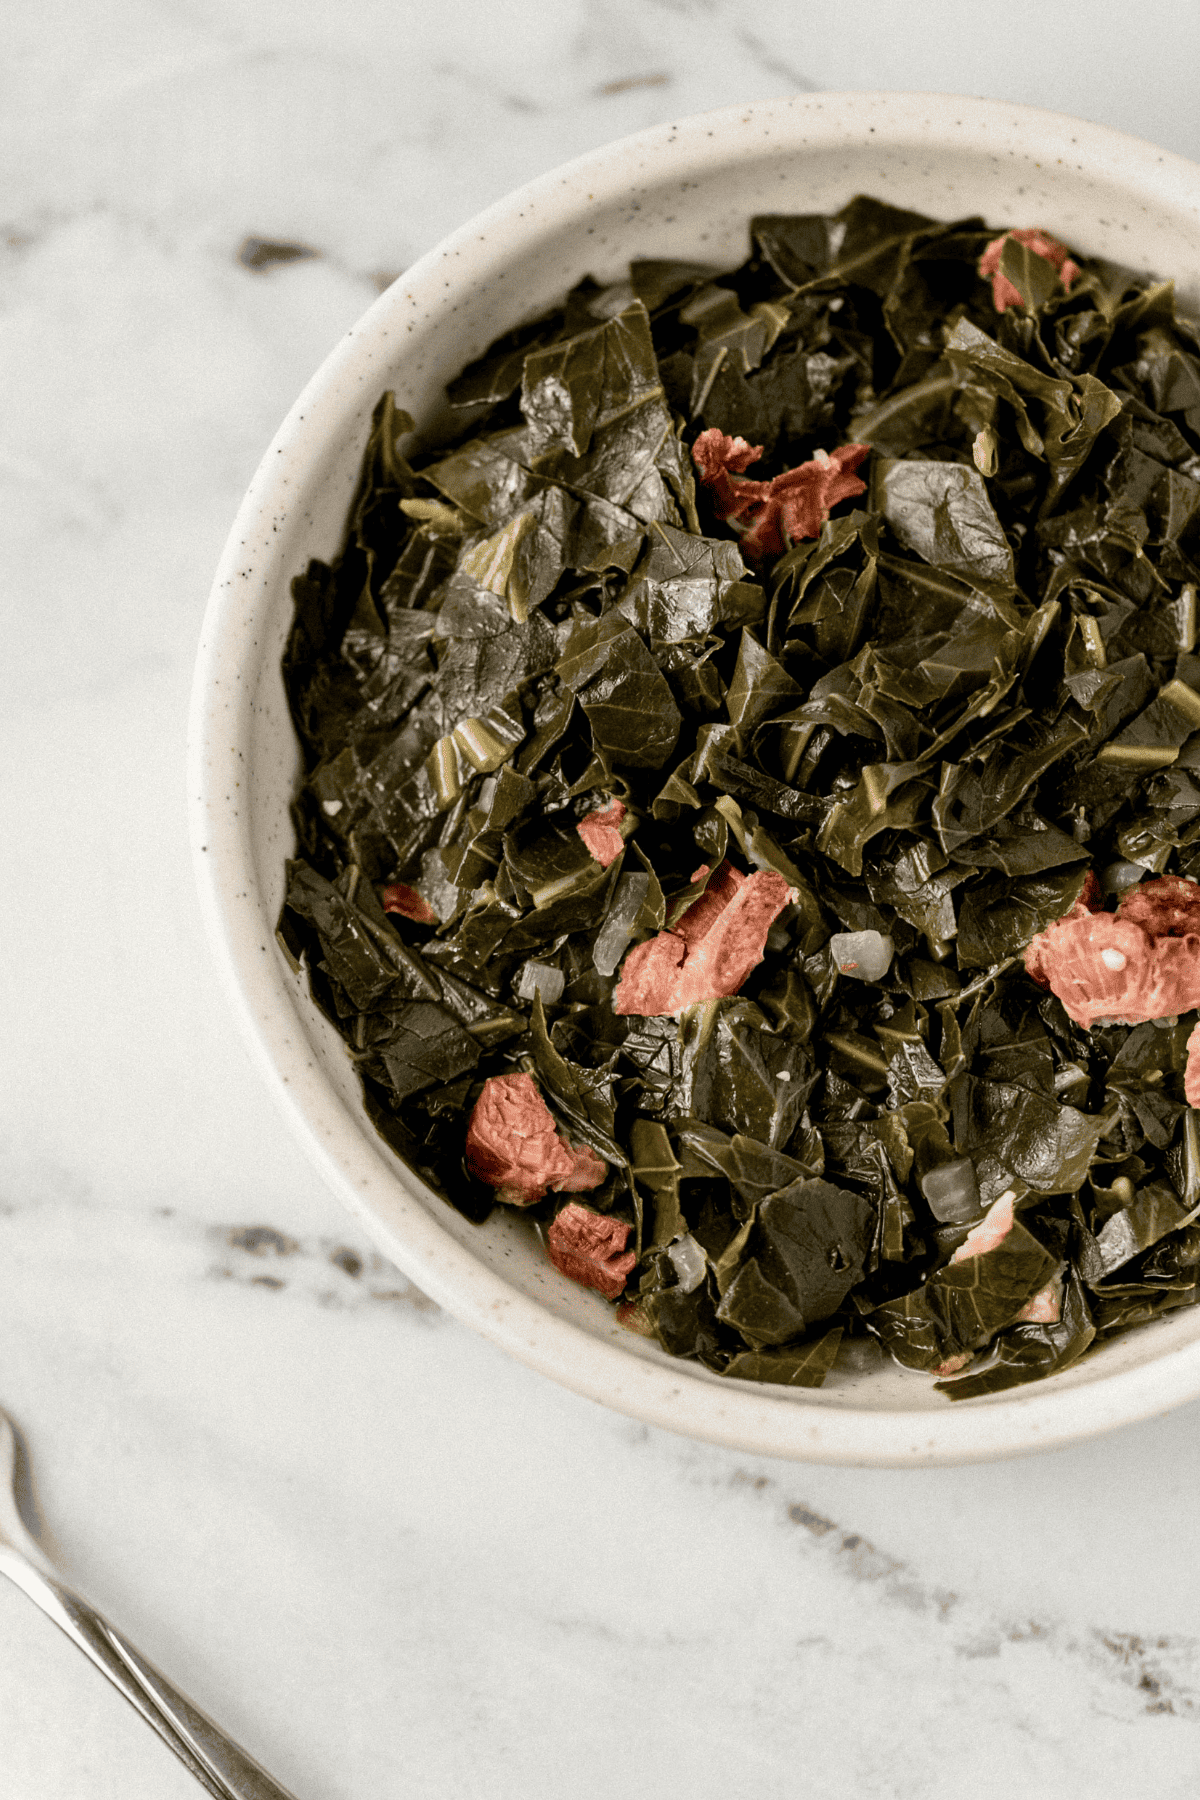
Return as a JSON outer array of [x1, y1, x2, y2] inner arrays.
[[190, 92, 1200, 1465]]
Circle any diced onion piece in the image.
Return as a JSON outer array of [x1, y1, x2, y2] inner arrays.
[[667, 1235, 707, 1294], [515, 961, 565, 1004], [920, 1158, 981, 1224], [830, 929, 894, 983]]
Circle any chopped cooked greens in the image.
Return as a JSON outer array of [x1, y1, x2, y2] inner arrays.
[[280, 195, 1200, 1399]]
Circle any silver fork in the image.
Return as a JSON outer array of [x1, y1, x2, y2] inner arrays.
[[0, 1405, 299, 1800]]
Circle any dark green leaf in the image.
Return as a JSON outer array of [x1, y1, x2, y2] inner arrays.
[[955, 866, 1090, 969], [871, 1215, 1058, 1369], [617, 525, 763, 643], [1091, 1181, 1200, 1280], [721, 1328, 844, 1387], [676, 1000, 814, 1149], [375, 1002, 481, 1101], [524, 302, 698, 528], [641, 1279, 726, 1369], [877, 458, 1014, 587], [527, 990, 623, 1164], [936, 1268, 1095, 1398], [556, 611, 683, 769], [675, 1121, 820, 1217], [751, 1176, 875, 1327], [628, 1118, 686, 1251], [955, 1079, 1108, 1206]]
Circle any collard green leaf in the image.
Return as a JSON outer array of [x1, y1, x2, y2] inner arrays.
[[527, 991, 622, 1165], [628, 1118, 686, 1251], [700, 338, 858, 455], [771, 509, 881, 664], [954, 1079, 1108, 1207], [877, 458, 1014, 587], [816, 760, 927, 877], [754, 1177, 875, 1325], [886, 1037, 947, 1107], [966, 812, 1089, 877], [851, 369, 960, 459], [870, 1216, 1058, 1369], [375, 1002, 481, 1101], [523, 301, 698, 529], [422, 430, 538, 527], [1090, 1181, 1200, 1280], [955, 866, 1090, 969], [522, 325, 612, 459], [821, 1120, 917, 1263], [1090, 1281, 1200, 1338], [282, 860, 439, 1012], [556, 611, 682, 769], [629, 257, 721, 312], [696, 735, 824, 826], [797, 195, 938, 298], [751, 212, 842, 287], [641, 1279, 725, 1369], [445, 314, 565, 410], [676, 1000, 814, 1149], [721, 1328, 844, 1388], [674, 1122, 819, 1218], [726, 629, 803, 737], [617, 525, 763, 643], [715, 1256, 808, 1348], [681, 282, 790, 415], [932, 713, 1090, 853], [503, 819, 607, 909], [998, 234, 1062, 312], [935, 1267, 1095, 1398]]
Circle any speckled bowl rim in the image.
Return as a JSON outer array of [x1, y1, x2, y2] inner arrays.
[[191, 91, 1200, 1465]]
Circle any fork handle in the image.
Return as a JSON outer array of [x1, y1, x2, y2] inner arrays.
[[0, 1544, 298, 1800]]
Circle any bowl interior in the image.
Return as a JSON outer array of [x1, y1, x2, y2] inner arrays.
[[193, 93, 1200, 1463]]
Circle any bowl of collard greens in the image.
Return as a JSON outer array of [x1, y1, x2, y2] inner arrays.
[[191, 92, 1200, 1464]]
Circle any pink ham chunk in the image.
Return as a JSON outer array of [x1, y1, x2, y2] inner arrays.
[[1015, 1279, 1063, 1325], [547, 1203, 637, 1300], [692, 430, 870, 563], [577, 799, 627, 868], [1118, 874, 1200, 938], [1027, 878, 1200, 1112], [1187, 1023, 1200, 1109], [465, 1073, 606, 1207], [381, 881, 437, 925], [978, 229, 1080, 312], [613, 862, 792, 1016], [951, 1191, 1016, 1263], [1026, 875, 1200, 1029]]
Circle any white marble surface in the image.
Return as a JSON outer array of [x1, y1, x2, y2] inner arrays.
[[7, 4, 1200, 1795]]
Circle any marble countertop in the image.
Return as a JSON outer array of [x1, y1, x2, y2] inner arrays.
[[7, 4, 1200, 1795]]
